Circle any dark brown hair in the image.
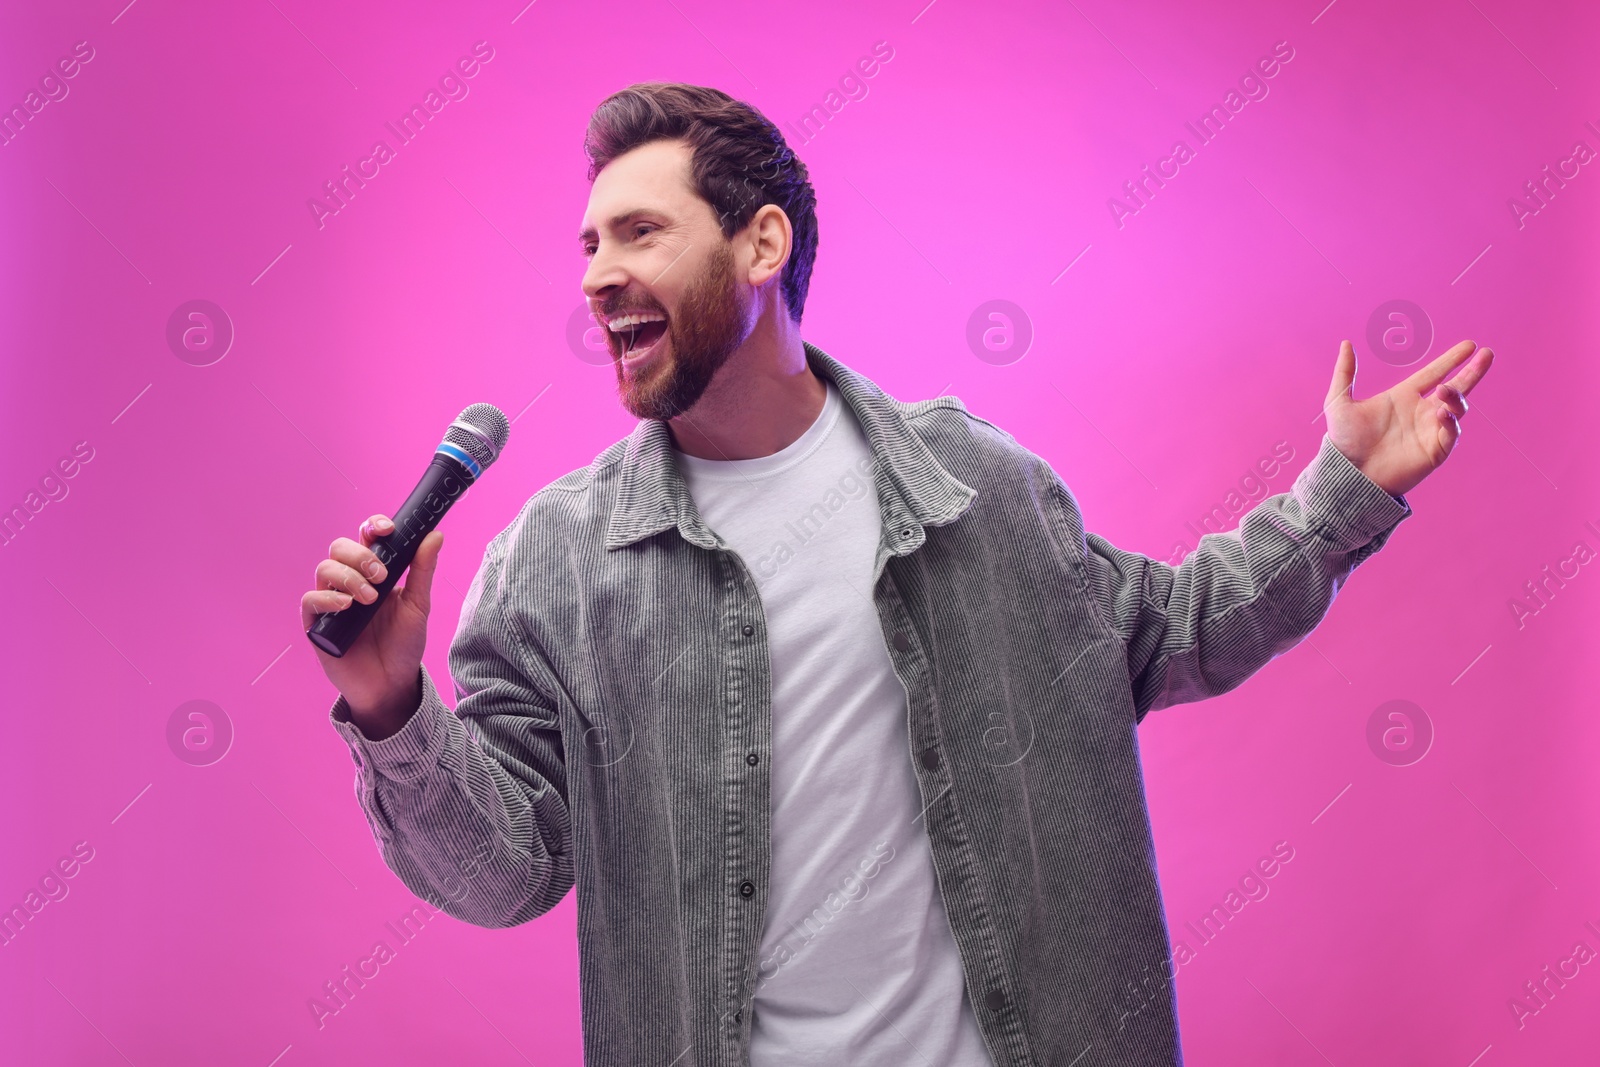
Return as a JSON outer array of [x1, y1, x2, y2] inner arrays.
[[584, 83, 818, 323]]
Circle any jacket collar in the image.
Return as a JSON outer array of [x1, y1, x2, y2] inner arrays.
[[603, 341, 976, 553]]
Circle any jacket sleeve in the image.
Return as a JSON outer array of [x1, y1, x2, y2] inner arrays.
[[327, 539, 573, 928], [1079, 435, 1412, 720]]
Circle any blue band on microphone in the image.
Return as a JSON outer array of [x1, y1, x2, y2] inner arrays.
[[436, 441, 481, 478]]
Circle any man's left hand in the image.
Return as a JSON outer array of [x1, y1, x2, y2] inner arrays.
[[1323, 338, 1495, 497]]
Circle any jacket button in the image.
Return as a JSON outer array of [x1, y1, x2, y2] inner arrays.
[[892, 632, 911, 653], [742, 624, 754, 636], [739, 880, 755, 898], [921, 748, 939, 771], [746, 752, 760, 766], [984, 989, 1006, 1012]]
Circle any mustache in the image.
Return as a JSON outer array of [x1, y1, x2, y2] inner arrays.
[[596, 297, 670, 321]]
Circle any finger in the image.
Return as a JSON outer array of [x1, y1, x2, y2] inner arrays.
[[1435, 384, 1468, 419], [316, 558, 380, 603], [1439, 346, 1494, 398], [329, 535, 388, 585], [301, 588, 354, 630], [1325, 339, 1356, 409], [1437, 406, 1461, 456], [399, 530, 443, 616], [1401, 339, 1476, 394], [358, 515, 395, 548], [358, 514, 396, 548]]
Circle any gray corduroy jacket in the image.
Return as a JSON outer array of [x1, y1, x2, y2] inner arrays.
[[328, 341, 1410, 1066]]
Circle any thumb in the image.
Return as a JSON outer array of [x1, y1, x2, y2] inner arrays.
[[401, 530, 444, 616], [1325, 339, 1356, 410]]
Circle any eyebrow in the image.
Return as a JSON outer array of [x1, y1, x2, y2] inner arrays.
[[578, 210, 660, 247]]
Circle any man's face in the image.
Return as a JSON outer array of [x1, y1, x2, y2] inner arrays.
[[579, 139, 752, 421]]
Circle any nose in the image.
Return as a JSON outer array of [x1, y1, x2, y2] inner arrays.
[[581, 242, 630, 307]]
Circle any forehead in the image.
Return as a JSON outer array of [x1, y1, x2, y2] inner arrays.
[[580, 139, 703, 236]]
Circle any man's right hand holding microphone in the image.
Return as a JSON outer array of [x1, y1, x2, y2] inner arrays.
[[300, 516, 444, 741]]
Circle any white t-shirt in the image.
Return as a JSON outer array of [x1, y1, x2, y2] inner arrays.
[[674, 380, 994, 1067]]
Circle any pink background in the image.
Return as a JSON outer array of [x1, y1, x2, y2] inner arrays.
[[2, 0, 1596, 1063]]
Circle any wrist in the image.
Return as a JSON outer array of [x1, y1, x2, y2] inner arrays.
[[346, 669, 423, 741], [1348, 454, 1410, 499]]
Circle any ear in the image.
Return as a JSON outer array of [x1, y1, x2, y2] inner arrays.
[[744, 203, 793, 288]]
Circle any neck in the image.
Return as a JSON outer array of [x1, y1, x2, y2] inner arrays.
[[667, 299, 823, 461]]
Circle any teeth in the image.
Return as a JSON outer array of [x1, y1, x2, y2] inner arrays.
[[607, 312, 666, 332]]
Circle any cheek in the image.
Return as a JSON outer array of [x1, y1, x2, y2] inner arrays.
[[662, 266, 710, 318]]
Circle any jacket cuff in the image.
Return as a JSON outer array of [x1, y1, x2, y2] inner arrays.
[[1293, 435, 1412, 548], [329, 665, 452, 781]]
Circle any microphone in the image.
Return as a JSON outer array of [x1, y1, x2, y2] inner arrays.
[[306, 403, 511, 658]]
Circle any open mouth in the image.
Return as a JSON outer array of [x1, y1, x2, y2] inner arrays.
[[608, 312, 670, 364]]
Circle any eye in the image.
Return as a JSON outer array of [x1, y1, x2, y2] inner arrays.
[[581, 245, 596, 258], [632, 223, 657, 239]]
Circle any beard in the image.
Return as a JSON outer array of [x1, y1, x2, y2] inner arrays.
[[606, 240, 750, 422]]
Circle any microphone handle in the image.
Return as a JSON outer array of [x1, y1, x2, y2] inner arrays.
[[306, 453, 475, 658]]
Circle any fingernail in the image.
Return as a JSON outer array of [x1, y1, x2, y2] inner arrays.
[[376, 517, 393, 531]]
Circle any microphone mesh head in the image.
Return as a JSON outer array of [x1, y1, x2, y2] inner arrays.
[[445, 403, 510, 470]]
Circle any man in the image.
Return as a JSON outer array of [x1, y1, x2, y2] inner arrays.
[[302, 83, 1492, 1066]]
